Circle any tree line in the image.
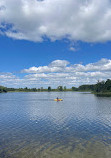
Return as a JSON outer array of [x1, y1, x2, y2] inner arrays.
[[0, 86, 7, 93], [77, 79, 111, 93], [0, 79, 111, 94]]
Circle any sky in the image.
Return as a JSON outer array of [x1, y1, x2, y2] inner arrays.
[[0, 0, 111, 88]]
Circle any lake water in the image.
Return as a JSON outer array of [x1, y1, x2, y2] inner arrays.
[[0, 92, 111, 158]]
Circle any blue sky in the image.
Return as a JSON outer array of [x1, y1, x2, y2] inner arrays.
[[0, 36, 111, 72], [0, 0, 111, 88]]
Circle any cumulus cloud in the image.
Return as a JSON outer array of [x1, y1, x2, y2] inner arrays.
[[22, 60, 69, 73], [0, 0, 111, 42], [22, 58, 111, 74], [49, 60, 69, 67], [18, 58, 111, 87], [0, 73, 16, 79]]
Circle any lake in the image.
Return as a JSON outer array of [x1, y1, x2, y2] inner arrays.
[[0, 92, 111, 158]]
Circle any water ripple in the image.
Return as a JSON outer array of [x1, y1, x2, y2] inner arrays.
[[0, 92, 111, 158]]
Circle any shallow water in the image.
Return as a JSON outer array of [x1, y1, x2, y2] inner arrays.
[[0, 92, 111, 158]]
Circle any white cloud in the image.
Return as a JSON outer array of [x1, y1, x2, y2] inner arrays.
[[49, 60, 69, 67], [69, 47, 77, 52], [0, 0, 111, 42], [22, 58, 111, 74], [0, 73, 16, 79], [22, 60, 69, 73], [1, 58, 111, 88], [20, 58, 111, 87]]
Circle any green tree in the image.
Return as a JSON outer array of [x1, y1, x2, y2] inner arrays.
[[0, 86, 7, 93], [105, 79, 111, 92], [78, 84, 95, 91], [58, 86, 63, 91], [32, 88, 37, 92], [72, 87, 78, 91], [48, 86, 51, 92], [24, 87, 28, 91], [38, 88, 40, 91], [94, 81, 105, 93], [64, 86, 66, 91]]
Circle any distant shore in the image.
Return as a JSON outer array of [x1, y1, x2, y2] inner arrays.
[[1, 79, 111, 97]]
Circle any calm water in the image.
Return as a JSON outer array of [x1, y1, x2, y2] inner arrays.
[[0, 92, 111, 158]]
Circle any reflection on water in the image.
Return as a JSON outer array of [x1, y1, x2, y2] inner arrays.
[[0, 92, 111, 158]]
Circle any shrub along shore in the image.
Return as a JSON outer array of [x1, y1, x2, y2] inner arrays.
[[1, 79, 111, 96]]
